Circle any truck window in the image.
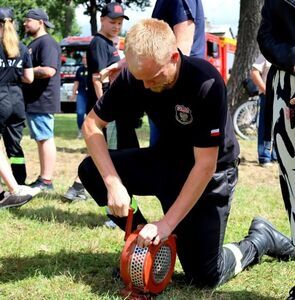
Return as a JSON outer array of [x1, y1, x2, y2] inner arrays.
[[207, 41, 219, 58]]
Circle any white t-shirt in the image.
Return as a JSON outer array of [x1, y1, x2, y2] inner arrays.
[[252, 54, 271, 93]]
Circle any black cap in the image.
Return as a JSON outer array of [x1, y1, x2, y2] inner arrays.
[[0, 7, 14, 21], [25, 8, 55, 28], [101, 2, 129, 20]]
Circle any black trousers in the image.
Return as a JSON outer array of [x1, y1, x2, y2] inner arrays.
[[79, 147, 256, 288], [0, 86, 27, 184]]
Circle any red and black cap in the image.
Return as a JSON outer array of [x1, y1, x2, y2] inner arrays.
[[101, 2, 129, 20]]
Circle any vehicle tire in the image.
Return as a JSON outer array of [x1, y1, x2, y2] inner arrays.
[[233, 99, 258, 140]]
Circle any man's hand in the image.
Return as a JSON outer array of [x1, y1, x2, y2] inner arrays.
[[107, 181, 130, 217], [69, 94, 76, 101], [99, 58, 126, 83], [136, 219, 172, 248]]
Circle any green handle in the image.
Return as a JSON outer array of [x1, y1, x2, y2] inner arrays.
[[104, 196, 138, 215]]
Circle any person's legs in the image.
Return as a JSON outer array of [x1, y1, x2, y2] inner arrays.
[[3, 120, 27, 184], [1, 96, 27, 184], [76, 92, 87, 133], [162, 166, 255, 288], [164, 166, 294, 288], [37, 138, 56, 180], [0, 146, 19, 193], [26, 113, 56, 190], [78, 147, 162, 230], [271, 70, 295, 245], [257, 94, 272, 165]]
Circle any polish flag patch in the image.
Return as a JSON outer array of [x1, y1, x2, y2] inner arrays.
[[210, 129, 220, 137]]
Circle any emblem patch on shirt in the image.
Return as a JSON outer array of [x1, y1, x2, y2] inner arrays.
[[211, 129, 220, 137], [175, 105, 193, 125]]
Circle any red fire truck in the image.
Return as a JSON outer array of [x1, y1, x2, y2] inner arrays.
[[60, 34, 236, 112], [205, 32, 237, 83]]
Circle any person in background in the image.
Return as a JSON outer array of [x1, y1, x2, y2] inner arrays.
[[0, 7, 33, 185], [62, 56, 89, 202], [69, 54, 88, 139], [257, 1, 295, 298], [23, 8, 61, 193], [79, 18, 295, 289], [86, 1, 128, 112], [0, 7, 36, 208], [63, 2, 129, 204], [250, 53, 277, 167]]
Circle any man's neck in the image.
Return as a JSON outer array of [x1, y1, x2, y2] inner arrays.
[[33, 29, 47, 40], [98, 30, 113, 41]]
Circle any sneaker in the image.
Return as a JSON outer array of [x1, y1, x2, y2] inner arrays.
[[287, 286, 295, 300], [245, 216, 295, 261], [77, 130, 83, 139], [104, 219, 117, 229], [18, 185, 40, 197], [63, 186, 88, 201], [29, 176, 54, 194], [259, 162, 273, 168], [0, 191, 32, 209]]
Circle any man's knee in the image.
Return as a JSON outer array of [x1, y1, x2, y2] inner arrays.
[[185, 267, 222, 289]]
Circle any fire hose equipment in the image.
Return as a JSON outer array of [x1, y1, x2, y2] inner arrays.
[[120, 208, 177, 299]]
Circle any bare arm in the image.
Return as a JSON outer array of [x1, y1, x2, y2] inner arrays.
[[99, 57, 127, 83], [251, 68, 266, 94], [92, 73, 104, 99], [137, 146, 218, 247], [173, 20, 195, 56], [82, 110, 131, 216], [34, 66, 56, 79], [69, 81, 79, 101], [21, 67, 34, 84]]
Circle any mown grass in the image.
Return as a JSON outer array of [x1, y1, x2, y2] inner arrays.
[[0, 114, 294, 299]]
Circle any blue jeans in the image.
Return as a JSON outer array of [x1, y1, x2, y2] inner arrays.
[[258, 94, 277, 164], [148, 118, 160, 147], [76, 91, 88, 130]]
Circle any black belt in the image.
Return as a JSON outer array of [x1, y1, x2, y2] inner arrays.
[[216, 158, 240, 172]]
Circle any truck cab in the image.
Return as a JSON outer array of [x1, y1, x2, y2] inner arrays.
[[59, 36, 93, 113]]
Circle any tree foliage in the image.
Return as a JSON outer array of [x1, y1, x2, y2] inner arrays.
[[1, 0, 80, 41], [227, 0, 263, 112], [73, 0, 151, 35]]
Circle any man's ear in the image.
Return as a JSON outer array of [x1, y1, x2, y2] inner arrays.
[[171, 51, 179, 63]]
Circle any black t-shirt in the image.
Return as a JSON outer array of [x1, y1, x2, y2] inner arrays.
[[23, 34, 61, 113], [94, 55, 240, 166], [0, 42, 32, 84], [75, 65, 88, 93], [86, 33, 120, 103]]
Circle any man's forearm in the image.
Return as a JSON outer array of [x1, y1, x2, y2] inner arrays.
[[92, 76, 103, 99], [34, 66, 56, 79]]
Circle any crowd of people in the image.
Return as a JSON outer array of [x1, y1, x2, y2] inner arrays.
[[0, 0, 294, 298]]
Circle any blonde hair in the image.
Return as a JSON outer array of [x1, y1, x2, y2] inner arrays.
[[1, 19, 20, 58], [124, 18, 177, 65]]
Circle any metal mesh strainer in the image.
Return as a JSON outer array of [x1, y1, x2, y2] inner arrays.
[[120, 209, 176, 296]]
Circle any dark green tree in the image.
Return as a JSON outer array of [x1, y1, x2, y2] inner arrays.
[[73, 0, 151, 35], [1, 0, 80, 40], [227, 0, 263, 112]]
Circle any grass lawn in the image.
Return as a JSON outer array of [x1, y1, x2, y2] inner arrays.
[[0, 114, 294, 299]]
